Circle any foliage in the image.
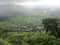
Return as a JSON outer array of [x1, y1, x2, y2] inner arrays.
[[27, 33, 60, 45], [0, 32, 60, 45], [42, 18, 60, 38], [0, 39, 13, 45]]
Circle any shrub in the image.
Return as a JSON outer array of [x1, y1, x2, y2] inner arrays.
[[0, 39, 13, 45], [27, 33, 60, 45], [0, 32, 60, 45]]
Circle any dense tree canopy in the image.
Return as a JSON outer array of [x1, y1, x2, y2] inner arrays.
[[42, 18, 60, 38]]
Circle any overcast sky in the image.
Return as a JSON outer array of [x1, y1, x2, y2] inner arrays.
[[0, 0, 60, 7], [0, 0, 39, 2]]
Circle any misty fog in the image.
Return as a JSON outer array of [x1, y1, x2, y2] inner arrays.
[[0, 0, 60, 19]]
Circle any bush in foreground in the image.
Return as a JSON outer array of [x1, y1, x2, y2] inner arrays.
[[0, 32, 60, 45], [0, 39, 13, 45]]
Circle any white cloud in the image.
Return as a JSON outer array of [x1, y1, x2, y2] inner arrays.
[[15, 0, 60, 7], [0, 0, 60, 7]]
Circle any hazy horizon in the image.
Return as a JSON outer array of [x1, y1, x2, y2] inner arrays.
[[0, 0, 60, 19]]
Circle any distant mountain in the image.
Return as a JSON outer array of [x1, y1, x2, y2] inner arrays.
[[0, 4, 29, 14], [0, 4, 60, 21], [0, 3, 31, 21]]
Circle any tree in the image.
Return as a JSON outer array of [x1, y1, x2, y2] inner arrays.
[[42, 18, 60, 38]]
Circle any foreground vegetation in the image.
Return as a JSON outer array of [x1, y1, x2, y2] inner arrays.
[[0, 32, 60, 45]]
